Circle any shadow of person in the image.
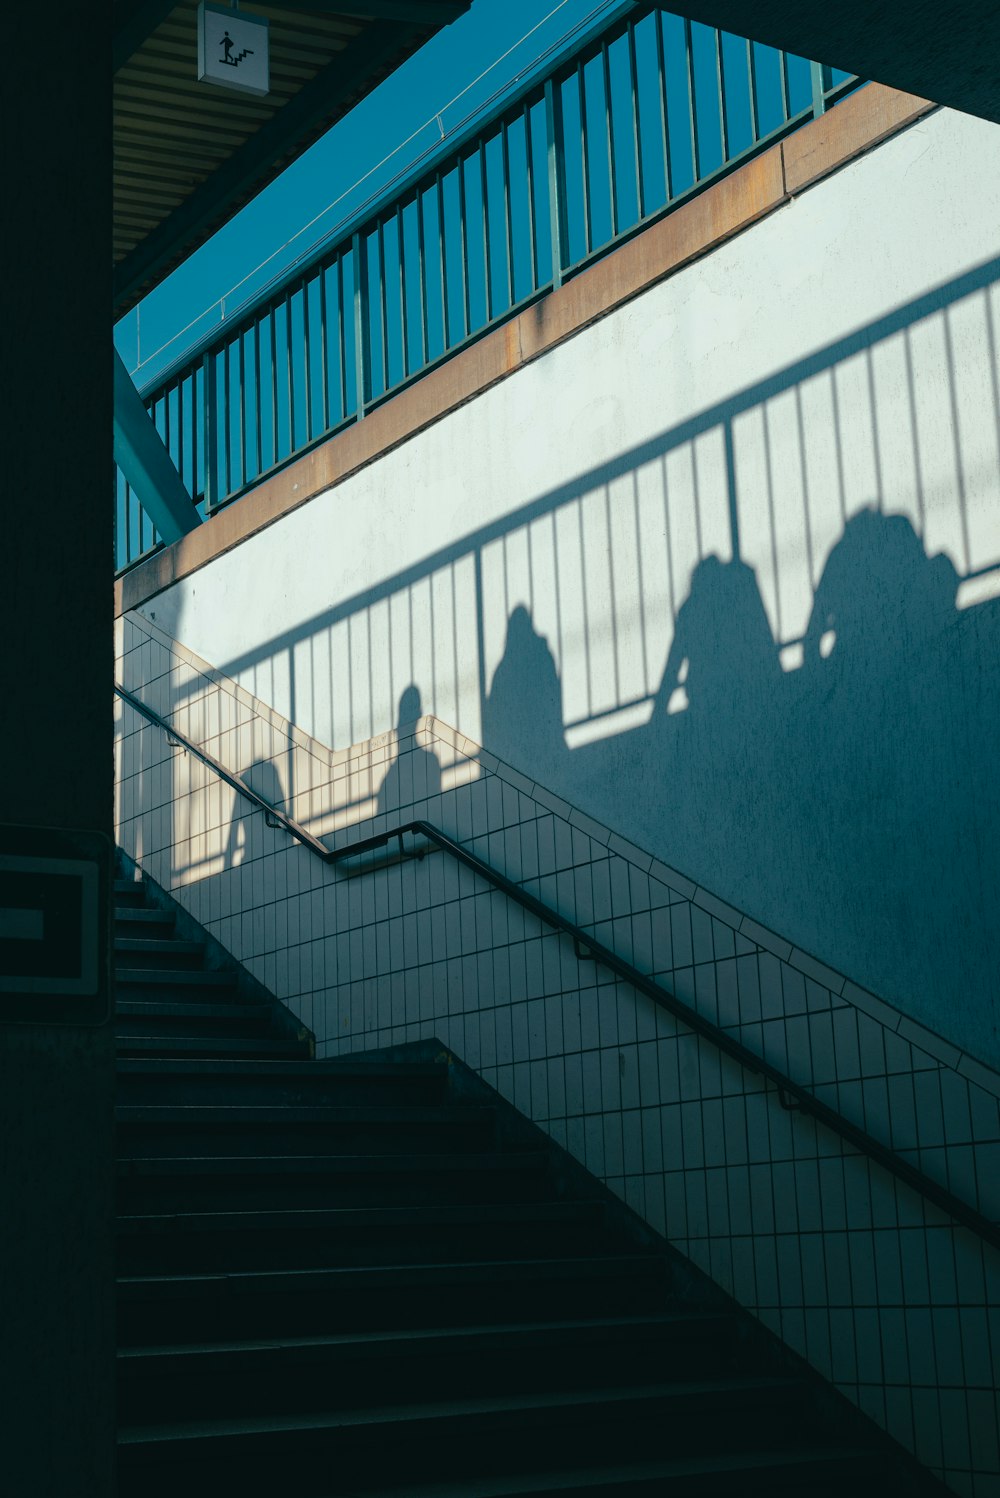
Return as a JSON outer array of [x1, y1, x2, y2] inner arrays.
[[377, 685, 442, 816], [653, 554, 781, 722], [802, 507, 958, 676], [225, 757, 286, 868], [797, 505, 964, 973], [642, 554, 784, 899], [482, 605, 568, 786]]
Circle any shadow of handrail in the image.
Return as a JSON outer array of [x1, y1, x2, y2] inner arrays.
[[115, 680, 1000, 1251]]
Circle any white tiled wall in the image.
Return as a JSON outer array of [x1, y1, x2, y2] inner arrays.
[[116, 611, 1000, 1497]]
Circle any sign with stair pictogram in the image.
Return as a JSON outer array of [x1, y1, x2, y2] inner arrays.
[[197, 2, 269, 97]]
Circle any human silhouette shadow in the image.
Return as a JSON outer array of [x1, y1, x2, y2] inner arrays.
[[225, 758, 286, 868], [482, 605, 568, 787], [792, 507, 990, 994], [653, 555, 780, 720], [377, 685, 441, 816]]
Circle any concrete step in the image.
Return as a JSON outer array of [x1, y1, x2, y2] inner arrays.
[[116, 968, 240, 999], [115, 908, 175, 930], [322, 1448, 917, 1497], [116, 1254, 681, 1346], [115, 1379, 834, 1497], [114, 937, 205, 968], [115, 1057, 450, 1107], [117, 1311, 742, 1423], [116, 1001, 273, 1026], [114, 1102, 498, 1160], [116, 1035, 310, 1060], [116, 1199, 613, 1275], [116, 1150, 552, 1213], [114, 879, 148, 903]]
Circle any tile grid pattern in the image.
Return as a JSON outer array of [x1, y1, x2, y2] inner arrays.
[[116, 612, 1000, 1496]]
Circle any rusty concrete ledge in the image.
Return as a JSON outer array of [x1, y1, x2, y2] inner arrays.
[[115, 82, 935, 618]]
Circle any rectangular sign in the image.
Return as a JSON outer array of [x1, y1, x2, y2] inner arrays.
[[0, 827, 110, 1026], [198, 3, 269, 97]]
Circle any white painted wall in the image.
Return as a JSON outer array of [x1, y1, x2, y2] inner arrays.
[[142, 105, 1000, 1068], [115, 611, 1000, 1498]]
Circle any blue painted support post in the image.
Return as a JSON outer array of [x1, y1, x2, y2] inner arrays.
[[113, 350, 199, 542]]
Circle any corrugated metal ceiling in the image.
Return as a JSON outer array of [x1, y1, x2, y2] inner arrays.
[[113, 1, 469, 315]]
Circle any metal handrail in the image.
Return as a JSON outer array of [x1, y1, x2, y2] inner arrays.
[[115, 680, 1000, 1251]]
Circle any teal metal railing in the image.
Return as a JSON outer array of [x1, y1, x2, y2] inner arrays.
[[115, 1, 861, 572]]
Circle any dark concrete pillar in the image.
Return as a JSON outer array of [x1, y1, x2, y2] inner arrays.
[[0, 7, 115, 1495]]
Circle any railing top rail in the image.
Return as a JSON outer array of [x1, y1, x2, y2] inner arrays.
[[115, 679, 1000, 1253]]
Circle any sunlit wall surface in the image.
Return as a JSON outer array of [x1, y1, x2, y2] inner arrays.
[[134, 106, 1000, 1070]]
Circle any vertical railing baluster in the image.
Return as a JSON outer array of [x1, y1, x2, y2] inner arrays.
[[501, 118, 514, 308], [544, 76, 567, 290], [223, 344, 232, 499], [377, 220, 389, 392], [303, 278, 312, 443], [176, 380, 185, 495], [523, 99, 538, 290], [269, 310, 278, 462], [237, 329, 245, 487], [779, 49, 791, 121], [715, 27, 729, 162], [285, 290, 295, 455], [480, 140, 492, 324], [318, 266, 329, 434], [458, 155, 471, 338], [397, 202, 408, 382], [417, 188, 429, 367], [602, 43, 618, 239], [747, 38, 760, 141], [191, 366, 199, 503], [810, 58, 826, 117], [578, 60, 592, 257], [336, 254, 347, 422], [655, 9, 672, 201], [436, 172, 450, 350], [352, 230, 370, 418], [684, 19, 701, 181], [254, 316, 263, 475], [203, 351, 217, 510], [628, 20, 644, 220]]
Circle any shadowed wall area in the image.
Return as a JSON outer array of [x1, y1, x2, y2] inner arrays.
[[135, 106, 1000, 1069]]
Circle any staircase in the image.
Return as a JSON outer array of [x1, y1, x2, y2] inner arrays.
[[113, 867, 943, 1496]]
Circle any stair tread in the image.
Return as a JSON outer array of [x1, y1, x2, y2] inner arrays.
[[117, 1058, 444, 1076], [116, 1037, 307, 1055], [115, 937, 203, 954], [116, 1104, 493, 1123], [115, 908, 174, 924], [328, 1447, 894, 1496], [118, 1152, 546, 1175], [119, 1310, 732, 1361], [118, 1376, 804, 1442], [117, 1200, 605, 1232], [117, 967, 238, 986], [116, 1002, 270, 1020], [117, 1254, 672, 1297]]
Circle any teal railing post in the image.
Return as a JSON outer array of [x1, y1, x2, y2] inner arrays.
[[202, 351, 217, 511], [810, 59, 827, 116], [352, 230, 370, 418], [544, 76, 567, 291]]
